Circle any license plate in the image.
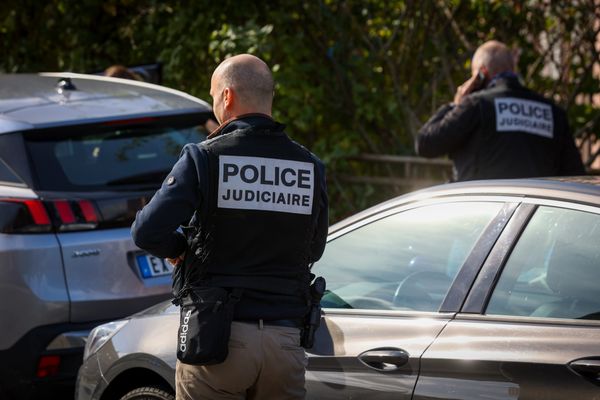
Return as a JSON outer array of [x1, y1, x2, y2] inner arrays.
[[136, 254, 173, 278]]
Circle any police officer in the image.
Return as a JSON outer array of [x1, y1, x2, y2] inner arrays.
[[416, 40, 585, 181], [131, 54, 328, 399]]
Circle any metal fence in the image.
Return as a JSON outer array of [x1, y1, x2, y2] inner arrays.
[[335, 153, 453, 194]]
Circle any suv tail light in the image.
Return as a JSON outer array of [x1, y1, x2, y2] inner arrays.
[[0, 198, 100, 233], [78, 200, 99, 223], [50, 199, 101, 231], [0, 199, 52, 233], [53, 200, 76, 224]]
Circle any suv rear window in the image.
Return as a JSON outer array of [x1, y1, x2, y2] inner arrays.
[[25, 120, 208, 191]]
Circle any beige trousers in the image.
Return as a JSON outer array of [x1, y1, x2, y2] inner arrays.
[[176, 321, 307, 400]]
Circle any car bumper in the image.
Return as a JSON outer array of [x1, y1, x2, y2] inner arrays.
[[0, 322, 103, 400], [75, 353, 106, 400]]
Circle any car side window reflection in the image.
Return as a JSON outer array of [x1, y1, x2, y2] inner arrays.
[[487, 206, 600, 320], [312, 202, 503, 311]]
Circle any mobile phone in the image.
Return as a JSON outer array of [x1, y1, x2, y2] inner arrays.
[[473, 70, 488, 92]]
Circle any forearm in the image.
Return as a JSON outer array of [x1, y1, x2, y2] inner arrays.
[[131, 145, 204, 259], [415, 104, 456, 157], [416, 100, 478, 158], [131, 220, 187, 259]]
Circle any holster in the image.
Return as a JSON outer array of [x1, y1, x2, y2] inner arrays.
[[301, 276, 326, 349]]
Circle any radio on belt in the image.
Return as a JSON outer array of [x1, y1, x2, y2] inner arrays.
[[217, 155, 315, 215]]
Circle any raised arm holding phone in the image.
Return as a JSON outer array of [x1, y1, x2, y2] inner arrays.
[[416, 40, 584, 181]]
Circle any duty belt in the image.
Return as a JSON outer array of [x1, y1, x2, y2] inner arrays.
[[235, 318, 303, 329]]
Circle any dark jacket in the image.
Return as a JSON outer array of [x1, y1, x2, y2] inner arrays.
[[131, 115, 328, 320], [416, 76, 585, 181]]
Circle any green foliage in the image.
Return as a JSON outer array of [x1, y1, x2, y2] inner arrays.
[[1, 0, 599, 221]]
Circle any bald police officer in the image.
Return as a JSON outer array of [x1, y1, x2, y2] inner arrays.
[[416, 40, 585, 181], [131, 54, 328, 399]]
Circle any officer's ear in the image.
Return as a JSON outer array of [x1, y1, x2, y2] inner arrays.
[[223, 87, 234, 109]]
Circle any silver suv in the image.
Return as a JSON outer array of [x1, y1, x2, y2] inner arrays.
[[0, 73, 212, 399]]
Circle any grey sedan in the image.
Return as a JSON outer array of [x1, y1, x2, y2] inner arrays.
[[77, 176, 600, 400]]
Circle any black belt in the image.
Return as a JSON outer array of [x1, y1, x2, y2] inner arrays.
[[235, 318, 303, 328]]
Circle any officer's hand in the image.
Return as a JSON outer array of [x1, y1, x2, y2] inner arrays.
[[454, 74, 480, 104], [167, 251, 185, 267]]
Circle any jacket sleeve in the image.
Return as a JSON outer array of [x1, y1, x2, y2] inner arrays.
[[131, 144, 205, 259], [416, 99, 479, 158], [557, 116, 586, 176], [309, 160, 329, 263]]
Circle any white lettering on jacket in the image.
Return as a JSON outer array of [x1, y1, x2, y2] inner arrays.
[[495, 97, 554, 138], [179, 309, 191, 352], [218, 155, 314, 215]]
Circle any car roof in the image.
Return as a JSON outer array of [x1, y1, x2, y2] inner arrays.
[[0, 73, 212, 133], [331, 176, 600, 233]]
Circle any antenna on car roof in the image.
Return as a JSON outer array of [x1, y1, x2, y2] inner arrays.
[[56, 77, 77, 94]]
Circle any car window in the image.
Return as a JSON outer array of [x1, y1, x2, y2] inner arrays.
[[487, 206, 600, 320], [312, 202, 503, 311], [24, 124, 207, 191], [0, 157, 23, 185]]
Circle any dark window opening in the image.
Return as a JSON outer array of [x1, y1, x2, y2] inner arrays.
[[25, 119, 208, 191]]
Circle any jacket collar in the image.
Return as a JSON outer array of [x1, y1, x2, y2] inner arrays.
[[207, 113, 284, 139], [487, 72, 522, 90]]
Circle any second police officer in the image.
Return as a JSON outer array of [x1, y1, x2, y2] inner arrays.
[[416, 40, 585, 181]]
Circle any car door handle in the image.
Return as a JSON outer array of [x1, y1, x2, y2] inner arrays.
[[358, 348, 409, 372], [569, 358, 600, 383]]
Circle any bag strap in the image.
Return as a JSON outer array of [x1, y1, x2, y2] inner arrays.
[[172, 283, 191, 306]]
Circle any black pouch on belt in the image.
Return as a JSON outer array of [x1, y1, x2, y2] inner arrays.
[[176, 287, 242, 365]]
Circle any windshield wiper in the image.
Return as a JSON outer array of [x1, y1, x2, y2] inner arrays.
[[106, 170, 170, 186]]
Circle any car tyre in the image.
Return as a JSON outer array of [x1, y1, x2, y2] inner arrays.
[[119, 386, 175, 400]]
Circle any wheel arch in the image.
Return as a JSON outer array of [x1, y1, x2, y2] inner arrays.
[[100, 367, 174, 400]]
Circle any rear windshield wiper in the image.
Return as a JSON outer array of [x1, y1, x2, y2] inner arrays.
[[106, 170, 170, 186]]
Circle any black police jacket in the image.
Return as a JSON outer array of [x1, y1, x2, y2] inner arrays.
[[131, 115, 328, 320], [416, 76, 585, 181]]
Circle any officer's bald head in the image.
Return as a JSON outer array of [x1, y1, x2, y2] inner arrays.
[[210, 54, 274, 121], [472, 40, 515, 77]]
